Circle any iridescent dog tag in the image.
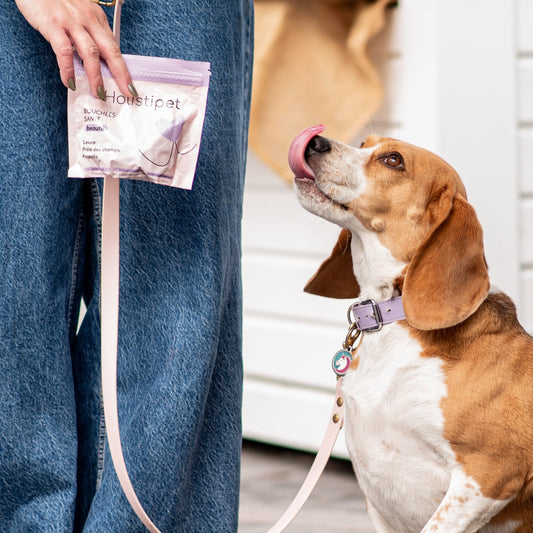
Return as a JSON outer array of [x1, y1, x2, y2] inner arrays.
[[332, 350, 352, 377]]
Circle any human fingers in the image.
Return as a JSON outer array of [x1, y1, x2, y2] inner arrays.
[[47, 26, 78, 91], [69, 24, 109, 99], [83, 21, 136, 98], [67, 5, 135, 99], [15, 0, 135, 99], [15, 0, 77, 90]]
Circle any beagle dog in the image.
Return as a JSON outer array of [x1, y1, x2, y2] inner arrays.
[[288, 125, 533, 532]]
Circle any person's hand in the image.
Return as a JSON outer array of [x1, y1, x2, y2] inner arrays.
[[15, 0, 136, 100]]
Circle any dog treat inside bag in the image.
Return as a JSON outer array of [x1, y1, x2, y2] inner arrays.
[[68, 54, 210, 189]]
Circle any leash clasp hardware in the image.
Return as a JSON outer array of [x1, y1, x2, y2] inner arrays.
[[348, 298, 383, 332], [343, 323, 361, 352], [93, 0, 117, 6]]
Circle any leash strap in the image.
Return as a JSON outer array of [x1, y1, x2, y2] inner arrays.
[[100, 2, 162, 531], [267, 378, 345, 533], [102, 167, 343, 533]]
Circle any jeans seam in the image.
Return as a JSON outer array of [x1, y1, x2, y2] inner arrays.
[[67, 204, 85, 344], [89, 179, 107, 489], [241, 0, 254, 189], [95, 392, 107, 490]]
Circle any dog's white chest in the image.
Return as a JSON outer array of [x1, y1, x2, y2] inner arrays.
[[343, 324, 456, 531]]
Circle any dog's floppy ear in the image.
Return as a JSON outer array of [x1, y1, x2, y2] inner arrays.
[[403, 195, 490, 330], [304, 229, 360, 299]]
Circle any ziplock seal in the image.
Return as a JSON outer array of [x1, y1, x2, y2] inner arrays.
[[73, 54, 211, 86]]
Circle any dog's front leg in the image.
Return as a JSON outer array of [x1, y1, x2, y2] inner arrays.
[[421, 469, 511, 533]]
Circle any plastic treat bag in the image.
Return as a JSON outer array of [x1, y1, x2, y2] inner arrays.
[[68, 53, 210, 189]]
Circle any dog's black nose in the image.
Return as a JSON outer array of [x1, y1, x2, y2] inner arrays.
[[305, 135, 331, 156]]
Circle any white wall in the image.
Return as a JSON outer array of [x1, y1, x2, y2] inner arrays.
[[517, 0, 533, 330]]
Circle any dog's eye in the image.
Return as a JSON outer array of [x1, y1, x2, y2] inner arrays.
[[380, 152, 405, 170]]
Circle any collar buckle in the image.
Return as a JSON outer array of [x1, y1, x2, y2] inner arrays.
[[349, 299, 384, 332]]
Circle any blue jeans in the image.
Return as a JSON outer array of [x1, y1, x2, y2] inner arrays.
[[0, 1, 253, 531]]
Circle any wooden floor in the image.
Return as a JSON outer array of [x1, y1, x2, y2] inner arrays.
[[239, 441, 374, 533]]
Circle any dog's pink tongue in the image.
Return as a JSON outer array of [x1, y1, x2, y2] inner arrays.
[[288, 124, 325, 179]]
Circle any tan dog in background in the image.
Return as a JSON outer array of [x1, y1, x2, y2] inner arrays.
[[288, 125, 533, 532]]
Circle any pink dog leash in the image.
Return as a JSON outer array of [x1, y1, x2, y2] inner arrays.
[[104, 160, 348, 533], [266, 377, 347, 533], [103, 156, 351, 532]]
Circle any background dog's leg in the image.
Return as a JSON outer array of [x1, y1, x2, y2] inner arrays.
[[421, 469, 511, 533], [365, 498, 396, 533]]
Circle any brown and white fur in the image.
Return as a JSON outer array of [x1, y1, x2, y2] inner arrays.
[[289, 129, 533, 532]]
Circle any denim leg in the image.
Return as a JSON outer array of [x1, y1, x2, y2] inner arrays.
[[82, 178, 247, 532], [1, 0, 252, 530], [0, 3, 83, 530], [79, 1, 254, 531]]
